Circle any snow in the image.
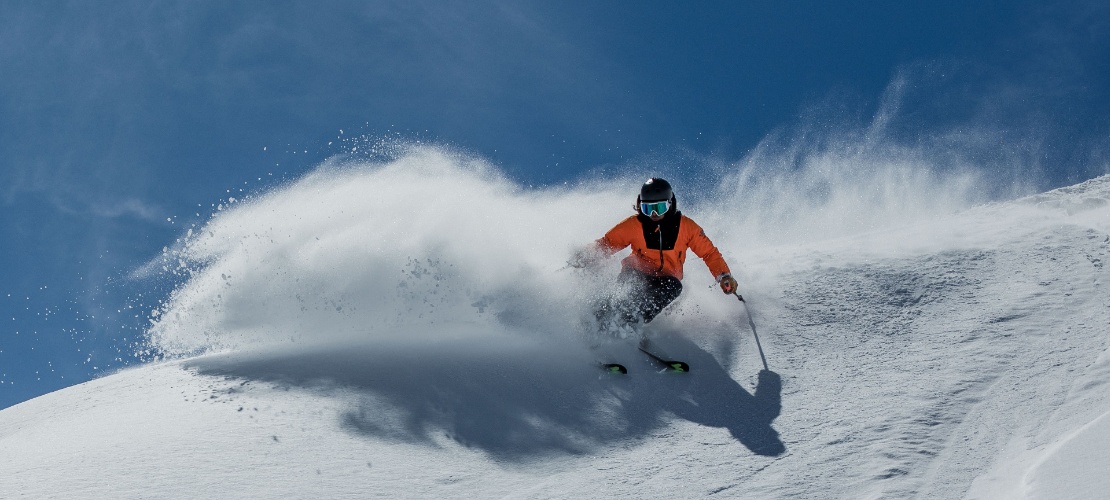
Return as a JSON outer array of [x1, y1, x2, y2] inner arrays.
[[2, 149, 1109, 498]]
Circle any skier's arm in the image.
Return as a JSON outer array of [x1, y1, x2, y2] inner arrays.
[[689, 227, 738, 294], [569, 217, 636, 268], [685, 219, 731, 279], [597, 217, 639, 254]]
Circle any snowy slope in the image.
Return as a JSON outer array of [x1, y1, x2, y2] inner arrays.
[[736, 176, 1110, 499], [1, 151, 1108, 498]]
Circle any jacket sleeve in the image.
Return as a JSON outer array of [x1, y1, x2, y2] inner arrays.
[[684, 217, 731, 278], [597, 216, 639, 255]]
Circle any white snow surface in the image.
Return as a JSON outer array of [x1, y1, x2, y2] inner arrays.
[[2, 149, 1109, 499]]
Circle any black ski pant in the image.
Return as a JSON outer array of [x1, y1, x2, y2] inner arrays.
[[613, 267, 683, 324]]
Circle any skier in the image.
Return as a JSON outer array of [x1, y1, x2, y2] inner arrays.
[[571, 177, 738, 333]]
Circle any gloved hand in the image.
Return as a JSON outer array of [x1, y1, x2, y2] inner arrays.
[[718, 273, 738, 295], [569, 245, 605, 269]]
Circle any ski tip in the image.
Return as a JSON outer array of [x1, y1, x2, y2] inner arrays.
[[602, 363, 628, 374], [669, 362, 690, 373]]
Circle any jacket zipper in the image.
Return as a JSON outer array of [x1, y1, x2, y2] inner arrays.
[[656, 224, 664, 273]]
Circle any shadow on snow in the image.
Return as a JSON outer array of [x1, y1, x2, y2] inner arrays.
[[185, 333, 784, 459]]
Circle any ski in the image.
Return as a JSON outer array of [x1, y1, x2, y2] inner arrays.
[[600, 362, 628, 374], [637, 340, 689, 372]]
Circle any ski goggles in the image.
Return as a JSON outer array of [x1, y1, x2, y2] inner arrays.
[[639, 200, 670, 217]]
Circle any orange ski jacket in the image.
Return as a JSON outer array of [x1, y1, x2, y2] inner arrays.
[[596, 213, 730, 281]]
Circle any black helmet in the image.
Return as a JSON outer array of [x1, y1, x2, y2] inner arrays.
[[639, 177, 673, 202]]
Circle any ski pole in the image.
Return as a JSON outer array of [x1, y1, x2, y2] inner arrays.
[[734, 292, 769, 372]]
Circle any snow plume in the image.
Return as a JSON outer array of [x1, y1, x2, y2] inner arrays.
[[701, 73, 1037, 250], [144, 126, 1011, 358], [143, 146, 642, 357]]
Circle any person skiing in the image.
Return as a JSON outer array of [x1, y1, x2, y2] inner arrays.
[[571, 177, 738, 332]]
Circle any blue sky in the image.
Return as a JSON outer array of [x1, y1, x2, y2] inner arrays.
[[2, 1, 1108, 409]]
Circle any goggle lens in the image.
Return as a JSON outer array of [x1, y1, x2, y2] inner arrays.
[[640, 200, 670, 217]]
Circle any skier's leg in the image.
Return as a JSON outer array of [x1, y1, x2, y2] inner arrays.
[[592, 267, 646, 336], [613, 267, 649, 324], [638, 274, 682, 324]]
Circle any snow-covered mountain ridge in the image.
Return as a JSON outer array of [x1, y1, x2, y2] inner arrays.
[[2, 171, 1108, 499]]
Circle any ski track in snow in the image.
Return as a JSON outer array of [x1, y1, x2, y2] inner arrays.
[[758, 229, 1108, 499], [2, 168, 1109, 498]]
